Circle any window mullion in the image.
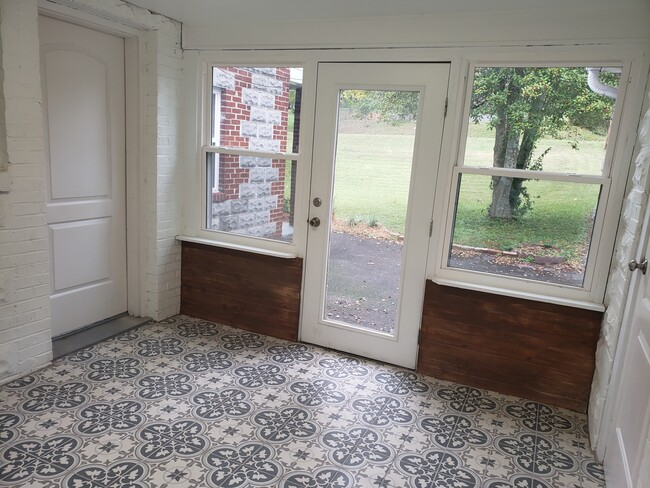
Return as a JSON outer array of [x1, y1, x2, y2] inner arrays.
[[456, 166, 608, 185], [204, 145, 300, 161]]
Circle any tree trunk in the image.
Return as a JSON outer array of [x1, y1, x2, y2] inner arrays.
[[488, 133, 519, 218], [508, 126, 537, 212], [488, 71, 522, 219], [508, 95, 545, 212]]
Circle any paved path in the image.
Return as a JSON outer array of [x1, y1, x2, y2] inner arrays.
[[325, 232, 402, 334], [323, 232, 583, 336]]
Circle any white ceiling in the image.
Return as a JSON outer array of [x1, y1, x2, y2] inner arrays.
[[126, 0, 640, 25]]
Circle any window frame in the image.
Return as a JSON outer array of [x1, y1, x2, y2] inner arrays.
[[430, 60, 632, 308], [180, 48, 646, 309], [206, 88, 221, 213], [195, 63, 306, 256], [211, 86, 221, 147]]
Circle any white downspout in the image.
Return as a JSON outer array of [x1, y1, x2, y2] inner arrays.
[[586, 67, 619, 99]]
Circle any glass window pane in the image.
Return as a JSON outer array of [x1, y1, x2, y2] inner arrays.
[[448, 173, 602, 287], [325, 89, 420, 334], [463, 67, 620, 176], [206, 152, 295, 242], [211, 66, 302, 152]]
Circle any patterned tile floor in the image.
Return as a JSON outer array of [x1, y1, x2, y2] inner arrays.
[[0, 315, 605, 487]]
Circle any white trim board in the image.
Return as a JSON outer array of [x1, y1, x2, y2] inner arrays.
[[182, 6, 650, 50]]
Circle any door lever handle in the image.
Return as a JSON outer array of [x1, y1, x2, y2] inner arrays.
[[628, 258, 648, 274]]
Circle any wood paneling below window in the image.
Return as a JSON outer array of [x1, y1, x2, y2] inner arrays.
[[181, 242, 302, 341], [417, 281, 602, 412], [181, 244, 600, 412]]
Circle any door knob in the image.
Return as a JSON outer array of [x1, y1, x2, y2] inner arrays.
[[628, 258, 648, 274], [309, 217, 321, 228]]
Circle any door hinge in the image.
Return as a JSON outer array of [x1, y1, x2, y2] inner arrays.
[[444, 97, 448, 118], [429, 220, 433, 237]]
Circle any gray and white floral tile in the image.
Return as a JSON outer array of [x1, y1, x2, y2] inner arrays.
[[0, 315, 605, 487]]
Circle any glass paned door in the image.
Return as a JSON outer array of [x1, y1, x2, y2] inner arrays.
[[325, 89, 419, 334], [301, 63, 450, 368]]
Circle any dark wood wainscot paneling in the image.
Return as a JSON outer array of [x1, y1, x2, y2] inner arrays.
[[181, 242, 302, 342], [417, 281, 602, 412]]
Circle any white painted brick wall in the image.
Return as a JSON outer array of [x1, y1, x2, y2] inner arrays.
[[0, 0, 183, 384], [143, 27, 183, 321], [0, 0, 52, 383], [589, 81, 650, 449]]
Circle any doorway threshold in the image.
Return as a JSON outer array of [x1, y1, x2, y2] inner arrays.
[[52, 314, 152, 359]]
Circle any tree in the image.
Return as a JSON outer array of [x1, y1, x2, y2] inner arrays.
[[340, 90, 419, 123], [470, 67, 616, 219], [337, 69, 616, 220]]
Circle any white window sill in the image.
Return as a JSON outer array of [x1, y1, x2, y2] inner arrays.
[[176, 235, 298, 260], [177, 236, 604, 312], [432, 277, 606, 312]]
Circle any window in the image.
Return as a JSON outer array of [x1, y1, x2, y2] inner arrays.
[[203, 66, 303, 245], [441, 65, 622, 300]]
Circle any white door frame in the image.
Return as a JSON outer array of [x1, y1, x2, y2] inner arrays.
[[38, 1, 146, 318], [597, 197, 650, 461], [301, 62, 450, 369]]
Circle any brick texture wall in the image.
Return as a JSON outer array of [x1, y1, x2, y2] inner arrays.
[[0, 0, 183, 384], [143, 27, 183, 320], [0, 0, 52, 382], [589, 77, 650, 450]]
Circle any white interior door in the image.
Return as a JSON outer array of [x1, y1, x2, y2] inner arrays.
[[301, 62, 449, 368], [39, 16, 127, 337], [605, 218, 650, 486]]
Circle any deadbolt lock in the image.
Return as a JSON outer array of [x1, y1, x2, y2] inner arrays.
[[628, 259, 648, 275]]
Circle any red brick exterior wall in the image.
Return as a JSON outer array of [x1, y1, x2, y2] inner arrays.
[[210, 67, 292, 239]]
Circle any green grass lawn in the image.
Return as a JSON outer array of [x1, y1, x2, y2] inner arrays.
[[333, 133, 415, 233], [464, 130, 606, 175], [453, 175, 599, 261], [330, 118, 606, 263]]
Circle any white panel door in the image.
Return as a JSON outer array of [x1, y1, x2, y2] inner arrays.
[[605, 220, 650, 486], [301, 63, 449, 368], [39, 16, 127, 337]]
